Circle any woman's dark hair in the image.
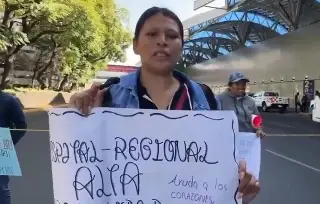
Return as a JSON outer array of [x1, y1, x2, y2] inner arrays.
[[316, 90, 320, 97], [134, 7, 184, 42]]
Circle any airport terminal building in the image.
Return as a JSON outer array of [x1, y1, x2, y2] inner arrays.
[[182, 0, 320, 101], [96, 0, 320, 104]]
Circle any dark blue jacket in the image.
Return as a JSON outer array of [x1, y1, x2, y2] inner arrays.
[[0, 91, 27, 145]]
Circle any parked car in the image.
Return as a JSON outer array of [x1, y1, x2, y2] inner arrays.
[[310, 98, 320, 123], [252, 91, 289, 113]]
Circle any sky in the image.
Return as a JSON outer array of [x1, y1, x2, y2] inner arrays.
[[112, 0, 221, 66], [116, 0, 197, 31]]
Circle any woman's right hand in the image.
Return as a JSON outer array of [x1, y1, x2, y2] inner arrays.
[[69, 83, 107, 115], [256, 129, 266, 138]]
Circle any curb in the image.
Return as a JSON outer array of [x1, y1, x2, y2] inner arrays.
[[23, 104, 69, 113], [23, 108, 46, 113]]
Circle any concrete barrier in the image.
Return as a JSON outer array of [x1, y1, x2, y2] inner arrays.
[[14, 91, 74, 108], [13, 91, 297, 110]]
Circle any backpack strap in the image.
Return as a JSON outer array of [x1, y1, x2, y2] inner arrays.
[[99, 77, 120, 107], [198, 83, 218, 110], [99, 77, 120, 90]]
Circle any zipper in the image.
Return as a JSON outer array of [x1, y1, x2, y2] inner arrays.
[[233, 98, 239, 114], [233, 98, 248, 121], [240, 100, 248, 120]]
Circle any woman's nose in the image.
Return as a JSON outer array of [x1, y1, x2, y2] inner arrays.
[[156, 35, 168, 47]]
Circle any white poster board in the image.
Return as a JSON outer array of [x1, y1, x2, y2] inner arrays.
[[49, 108, 241, 204], [235, 133, 261, 179]]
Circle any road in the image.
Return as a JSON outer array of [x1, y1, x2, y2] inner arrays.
[[9, 111, 320, 204], [253, 112, 320, 204]]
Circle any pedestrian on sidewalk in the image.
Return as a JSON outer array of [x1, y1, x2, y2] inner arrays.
[[0, 91, 27, 204], [294, 92, 302, 113], [301, 93, 308, 113], [216, 72, 266, 138]]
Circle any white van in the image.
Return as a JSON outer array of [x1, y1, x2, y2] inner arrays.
[[310, 96, 320, 123]]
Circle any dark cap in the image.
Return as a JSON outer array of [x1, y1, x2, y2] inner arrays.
[[228, 72, 250, 83]]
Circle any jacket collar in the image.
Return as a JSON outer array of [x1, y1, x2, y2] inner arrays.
[[118, 68, 206, 109], [119, 68, 193, 91]]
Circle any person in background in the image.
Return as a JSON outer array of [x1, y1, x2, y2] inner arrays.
[[69, 7, 260, 203], [301, 93, 308, 113], [313, 90, 320, 110], [216, 72, 266, 138], [0, 91, 27, 204], [294, 92, 302, 113], [309, 91, 320, 116]]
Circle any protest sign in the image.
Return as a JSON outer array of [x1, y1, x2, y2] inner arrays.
[[49, 108, 241, 204], [235, 133, 261, 179], [0, 127, 22, 176]]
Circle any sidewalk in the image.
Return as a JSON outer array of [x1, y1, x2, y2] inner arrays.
[[285, 108, 311, 117], [265, 107, 311, 116], [23, 104, 68, 113], [23, 108, 45, 113]]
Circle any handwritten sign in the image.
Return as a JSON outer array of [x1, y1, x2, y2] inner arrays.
[[0, 127, 22, 176], [48, 108, 241, 204], [235, 133, 261, 179]]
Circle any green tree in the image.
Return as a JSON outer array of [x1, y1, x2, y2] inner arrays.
[[0, 0, 131, 90], [0, 0, 71, 89], [54, 0, 131, 90]]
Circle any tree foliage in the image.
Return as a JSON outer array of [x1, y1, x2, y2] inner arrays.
[[0, 0, 131, 90]]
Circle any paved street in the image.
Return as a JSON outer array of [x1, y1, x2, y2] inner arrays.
[[253, 113, 320, 204], [9, 110, 320, 204]]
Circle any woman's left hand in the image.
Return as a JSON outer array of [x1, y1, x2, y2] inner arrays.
[[237, 161, 260, 204], [256, 129, 266, 138]]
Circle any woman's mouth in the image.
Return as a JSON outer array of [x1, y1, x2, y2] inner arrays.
[[153, 50, 170, 58], [155, 53, 167, 57]]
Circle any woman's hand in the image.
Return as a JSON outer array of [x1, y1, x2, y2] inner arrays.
[[69, 83, 106, 115], [238, 160, 260, 204], [256, 129, 266, 138]]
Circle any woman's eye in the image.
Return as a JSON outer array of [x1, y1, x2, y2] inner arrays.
[[147, 32, 156, 36], [168, 34, 179, 39]]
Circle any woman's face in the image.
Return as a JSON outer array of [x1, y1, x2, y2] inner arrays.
[[229, 80, 247, 96], [133, 13, 182, 74]]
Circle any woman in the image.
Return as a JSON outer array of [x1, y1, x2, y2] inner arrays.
[[69, 7, 260, 203], [217, 72, 265, 137]]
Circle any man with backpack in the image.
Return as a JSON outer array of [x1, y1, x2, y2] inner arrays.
[[0, 91, 27, 204]]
